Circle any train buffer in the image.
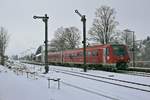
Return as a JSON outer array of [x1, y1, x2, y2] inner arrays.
[[47, 78, 61, 89]]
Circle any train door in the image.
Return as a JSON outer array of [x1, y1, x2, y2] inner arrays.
[[103, 48, 106, 63], [103, 48, 109, 63]]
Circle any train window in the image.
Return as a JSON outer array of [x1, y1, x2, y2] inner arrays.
[[79, 52, 83, 56], [66, 54, 69, 58], [69, 54, 72, 58], [106, 48, 109, 56], [76, 52, 82, 57], [65, 54, 68, 58], [77, 52, 80, 57], [72, 53, 77, 57], [87, 51, 91, 56], [112, 45, 126, 55], [71, 54, 74, 57], [92, 50, 98, 56]]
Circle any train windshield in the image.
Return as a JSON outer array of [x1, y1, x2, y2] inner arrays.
[[112, 45, 127, 56]]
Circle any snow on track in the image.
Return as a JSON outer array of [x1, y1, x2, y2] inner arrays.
[[1, 62, 150, 100]]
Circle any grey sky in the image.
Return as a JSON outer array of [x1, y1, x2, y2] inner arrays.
[[0, 0, 150, 56]]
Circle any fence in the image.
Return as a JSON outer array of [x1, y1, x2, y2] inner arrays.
[[129, 61, 150, 68]]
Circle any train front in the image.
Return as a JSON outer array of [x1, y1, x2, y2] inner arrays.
[[110, 45, 130, 69]]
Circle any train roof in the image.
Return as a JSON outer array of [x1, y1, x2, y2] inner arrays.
[[35, 44, 127, 55], [63, 44, 126, 53]]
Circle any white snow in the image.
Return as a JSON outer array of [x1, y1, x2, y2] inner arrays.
[[1, 63, 150, 100]]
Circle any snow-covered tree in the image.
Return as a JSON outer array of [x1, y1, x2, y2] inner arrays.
[[0, 27, 9, 65], [49, 26, 81, 51]]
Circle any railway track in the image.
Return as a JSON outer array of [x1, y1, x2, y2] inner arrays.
[[53, 68, 150, 87], [5, 61, 150, 100], [52, 67, 150, 93], [5, 62, 120, 100], [7, 62, 150, 92], [15, 61, 150, 92], [118, 70, 150, 77], [19, 60, 150, 77]]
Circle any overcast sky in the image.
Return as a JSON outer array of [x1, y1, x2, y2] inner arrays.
[[0, 0, 150, 56]]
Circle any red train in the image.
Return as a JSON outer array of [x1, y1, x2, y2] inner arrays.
[[47, 44, 130, 68]]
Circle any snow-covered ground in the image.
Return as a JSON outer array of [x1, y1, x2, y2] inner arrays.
[[1, 62, 150, 100]]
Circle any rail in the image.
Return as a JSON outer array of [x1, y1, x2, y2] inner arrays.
[[53, 68, 150, 93]]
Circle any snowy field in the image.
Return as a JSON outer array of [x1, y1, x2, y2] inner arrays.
[[0, 62, 150, 100]]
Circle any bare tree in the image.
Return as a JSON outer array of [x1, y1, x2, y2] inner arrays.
[[63, 27, 81, 49], [88, 5, 119, 44], [109, 30, 125, 44], [109, 29, 133, 45], [0, 27, 9, 65], [49, 26, 81, 51], [49, 37, 66, 51], [49, 27, 67, 51]]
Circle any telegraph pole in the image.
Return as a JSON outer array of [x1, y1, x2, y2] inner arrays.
[[75, 10, 87, 72], [33, 14, 49, 73]]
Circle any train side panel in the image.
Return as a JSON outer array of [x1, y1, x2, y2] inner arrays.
[[40, 44, 130, 68]]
